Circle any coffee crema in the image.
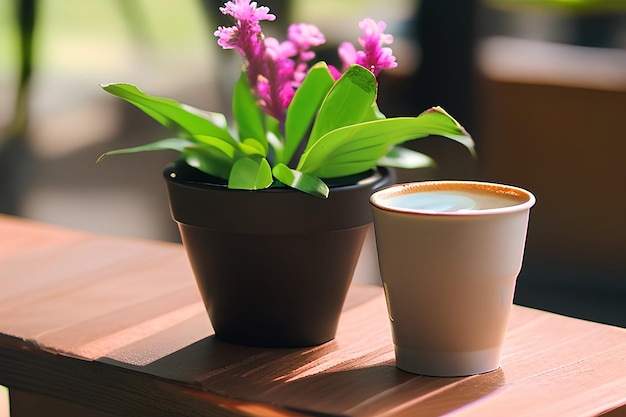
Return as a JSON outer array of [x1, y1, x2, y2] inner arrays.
[[371, 181, 533, 214]]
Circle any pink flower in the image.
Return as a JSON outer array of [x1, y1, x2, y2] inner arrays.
[[214, 26, 240, 49], [288, 23, 326, 61], [214, 1, 396, 129], [214, 0, 277, 90], [214, 0, 275, 51], [241, 35, 297, 122], [338, 42, 358, 70], [264, 37, 297, 61], [286, 23, 325, 88], [339, 18, 397, 76], [219, 0, 275, 23], [261, 37, 298, 116]]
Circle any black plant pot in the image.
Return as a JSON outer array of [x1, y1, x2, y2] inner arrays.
[[163, 160, 394, 347]]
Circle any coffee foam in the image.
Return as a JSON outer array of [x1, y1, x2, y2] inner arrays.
[[371, 181, 534, 215]]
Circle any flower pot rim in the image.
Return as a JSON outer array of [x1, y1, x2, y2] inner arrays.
[[163, 160, 389, 193], [163, 160, 395, 234]]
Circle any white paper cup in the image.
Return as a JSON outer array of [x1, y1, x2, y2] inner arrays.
[[370, 181, 535, 376]]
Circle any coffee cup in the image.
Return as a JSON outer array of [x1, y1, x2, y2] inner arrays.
[[370, 181, 535, 377]]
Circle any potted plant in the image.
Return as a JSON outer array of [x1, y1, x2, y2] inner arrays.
[[98, 0, 475, 347]]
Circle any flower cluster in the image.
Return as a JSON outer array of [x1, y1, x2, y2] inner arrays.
[[338, 19, 397, 76], [214, 0, 397, 127], [99, 0, 473, 198]]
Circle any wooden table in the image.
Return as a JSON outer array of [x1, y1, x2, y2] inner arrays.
[[1, 214, 625, 417]]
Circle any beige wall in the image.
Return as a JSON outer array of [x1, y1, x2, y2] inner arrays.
[[477, 75, 626, 291]]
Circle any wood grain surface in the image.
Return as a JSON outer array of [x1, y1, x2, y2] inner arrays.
[[1, 214, 625, 416]]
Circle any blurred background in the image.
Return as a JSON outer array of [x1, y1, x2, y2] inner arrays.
[[1, 0, 625, 331]]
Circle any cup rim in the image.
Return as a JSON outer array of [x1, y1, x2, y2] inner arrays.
[[370, 180, 536, 216]]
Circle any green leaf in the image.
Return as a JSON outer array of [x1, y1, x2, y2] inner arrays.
[[233, 72, 268, 153], [182, 105, 230, 130], [264, 114, 283, 164], [378, 146, 436, 169], [364, 102, 387, 122], [228, 156, 273, 190], [306, 64, 377, 151], [283, 62, 335, 164], [240, 138, 267, 156], [100, 83, 236, 144], [272, 163, 329, 198], [96, 137, 194, 163], [297, 106, 475, 178], [266, 130, 284, 163], [193, 135, 237, 159], [183, 146, 234, 180]]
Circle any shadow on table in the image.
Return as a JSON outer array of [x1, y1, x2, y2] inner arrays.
[[103, 335, 506, 416], [265, 365, 505, 417]]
